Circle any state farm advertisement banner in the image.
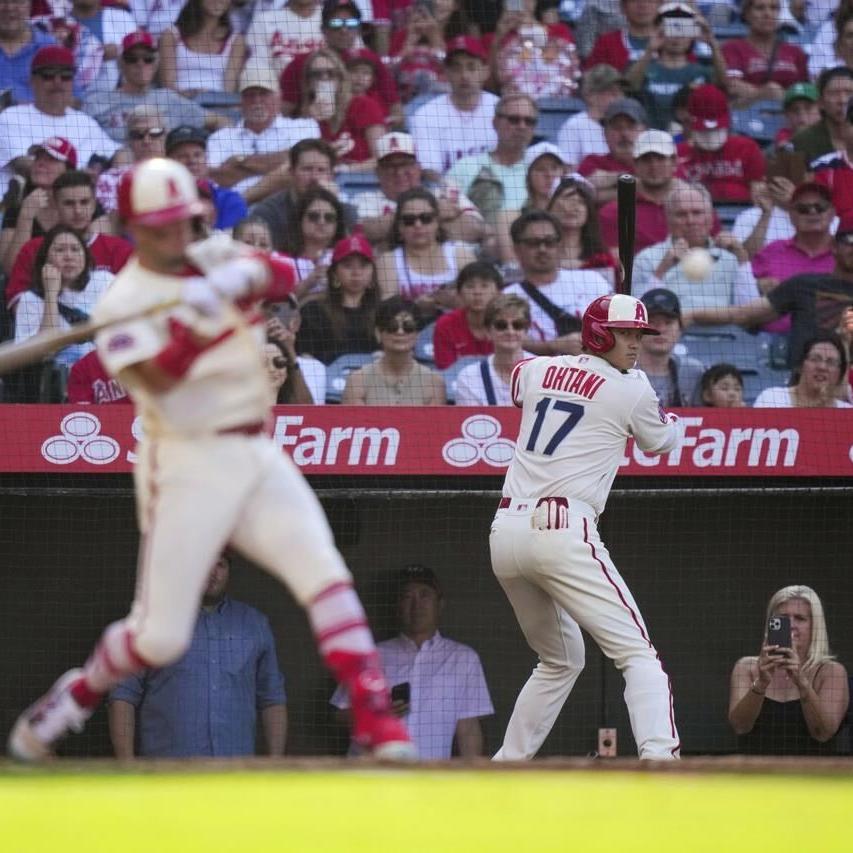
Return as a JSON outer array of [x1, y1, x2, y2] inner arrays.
[[0, 406, 850, 477]]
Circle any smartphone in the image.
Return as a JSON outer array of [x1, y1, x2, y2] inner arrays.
[[767, 614, 791, 649], [662, 16, 701, 39], [766, 149, 806, 186], [391, 682, 411, 705]]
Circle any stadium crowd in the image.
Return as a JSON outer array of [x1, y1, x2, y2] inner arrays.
[[1, 0, 852, 408]]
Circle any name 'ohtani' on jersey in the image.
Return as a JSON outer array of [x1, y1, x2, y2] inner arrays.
[[540, 365, 607, 400]]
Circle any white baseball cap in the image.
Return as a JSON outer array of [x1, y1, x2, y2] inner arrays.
[[239, 65, 279, 93], [376, 132, 417, 162], [634, 129, 676, 159], [524, 141, 567, 169]]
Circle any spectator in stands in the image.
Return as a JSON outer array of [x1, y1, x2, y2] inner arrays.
[[83, 32, 224, 144], [636, 287, 704, 405], [432, 260, 500, 370], [454, 293, 533, 405], [751, 182, 836, 334], [281, 2, 402, 127], [445, 94, 537, 222], [158, 0, 247, 96], [503, 210, 611, 355], [96, 106, 167, 214], [584, 0, 662, 73], [0, 47, 119, 199], [811, 99, 853, 220], [69, 0, 136, 94], [296, 48, 385, 170], [557, 64, 625, 172], [599, 129, 684, 253], [775, 82, 821, 148], [732, 176, 799, 258], [66, 349, 128, 404], [547, 174, 620, 286], [297, 232, 379, 365], [721, 0, 808, 108], [109, 553, 287, 758], [634, 183, 757, 312], [575, 0, 627, 60], [330, 564, 493, 759], [700, 363, 745, 407], [677, 84, 766, 204], [246, 0, 323, 79], [808, 3, 853, 81], [728, 584, 849, 754], [790, 66, 853, 169], [206, 66, 320, 201], [5, 170, 132, 315], [357, 132, 485, 249], [249, 139, 353, 253], [377, 188, 476, 322], [166, 125, 247, 230], [0, 137, 76, 273], [408, 36, 498, 176], [625, 3, 727, 133], [14, 225, 114, 372], [0, 0, 56, 105], [342, 296, 446, 404], [753, 333, 851, 407], [685, 212, 853, 367], [578, 97, 647, 205], [284, 185, 346, 303], [127, 0, 185, 38]]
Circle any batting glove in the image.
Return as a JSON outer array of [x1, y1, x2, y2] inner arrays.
[[205, 257, 268, 302], [182, 277, 222, 317]]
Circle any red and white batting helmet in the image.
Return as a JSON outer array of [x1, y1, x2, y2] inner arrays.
[[117, 158, 206, 226], [581, 294, 660, 354]]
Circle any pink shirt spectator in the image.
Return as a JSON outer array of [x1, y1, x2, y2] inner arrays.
[[722, 40, 808, 90], [751, 237, 835, 334], [432, 307, 494, 370]]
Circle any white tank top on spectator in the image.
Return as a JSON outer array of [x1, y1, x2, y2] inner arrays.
[[172, 29, 237, 92], [394, 243, 459, 302]]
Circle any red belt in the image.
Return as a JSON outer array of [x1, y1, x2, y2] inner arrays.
[[219, 422, 266, 436]]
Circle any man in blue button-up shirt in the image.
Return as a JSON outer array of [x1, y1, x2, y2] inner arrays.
[[108, 554, 287, 758]]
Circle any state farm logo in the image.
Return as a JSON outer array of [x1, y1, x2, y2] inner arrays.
[[442, 415, 515, 468], [41, 412, 120, 466]]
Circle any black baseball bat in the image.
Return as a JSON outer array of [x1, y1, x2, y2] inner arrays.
[[617, 174, 637, 296]]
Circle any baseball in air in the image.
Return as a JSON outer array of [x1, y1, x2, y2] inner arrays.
[[680, 248, 713, 282]]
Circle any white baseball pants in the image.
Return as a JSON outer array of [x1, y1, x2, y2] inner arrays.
[[489, 499, 680, 760]]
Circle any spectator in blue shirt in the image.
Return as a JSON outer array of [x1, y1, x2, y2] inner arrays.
[[0, 1, 56, 105], [108, 553, 287, 758]]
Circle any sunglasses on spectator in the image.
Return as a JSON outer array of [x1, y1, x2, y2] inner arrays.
[[804, 354, 841, 368], [36, 69, 73, 82], [128, 127, 166, 141], [305, 210, 337, 224], [491, 319, 529, 331], [498, 113, 537, 127], [309, 68, 339, 80], [382, 319, 417, 334], [517, 235, 560, 249], [793, 202, 829, 214], [401, 212, 436, 227], [326, 17, 360, 29], [124, 53, 157, 65]]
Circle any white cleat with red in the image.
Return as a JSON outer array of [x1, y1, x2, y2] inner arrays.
[[7, 669, 92, 762]]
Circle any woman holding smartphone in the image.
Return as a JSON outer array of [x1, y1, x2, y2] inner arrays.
[[728, 585, 849, 755]]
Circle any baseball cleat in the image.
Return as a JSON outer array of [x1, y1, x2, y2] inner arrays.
[[349, 667, 417, 762], [363, 716, 418, 763], [7, 669, 92, 762]]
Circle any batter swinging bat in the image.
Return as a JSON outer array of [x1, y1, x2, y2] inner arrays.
[[616, 174, 637, 296], [0, 298, 180, 376]]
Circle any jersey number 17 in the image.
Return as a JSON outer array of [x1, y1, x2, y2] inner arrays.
[[525, 396, 585, 456]]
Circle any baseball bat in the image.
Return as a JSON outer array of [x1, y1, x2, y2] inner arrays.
[[616, 174, 637, 295], [0, 298, 181, 376]]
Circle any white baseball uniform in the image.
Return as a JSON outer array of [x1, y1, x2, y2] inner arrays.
[[93, 248, 351, 666], [489, 352, 682, 760]]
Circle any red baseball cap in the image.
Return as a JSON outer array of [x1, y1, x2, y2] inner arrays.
[[31, 46, 75, 73], [687, 84, 730, 131], [790, 181, 832, 205], [332, 233, 373, 265], [445, 35, 486, 63], [122, 31, 156, 55], [28, 136, 77, 168]]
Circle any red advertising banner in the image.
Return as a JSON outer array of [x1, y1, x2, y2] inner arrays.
[[0, 405, 850, 477]]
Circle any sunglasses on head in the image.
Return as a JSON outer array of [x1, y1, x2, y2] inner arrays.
[[326, 17, 360, 29], [306, 209, 337, 224], [517, 235, 560, 249], [128, 127, 166, 141], [36, 69, 73, 82], [124, 53, 157, 65], [401, 212, 436, 227], [491, 319, 528, 331], [793, 202, 829, 214], [382, 319, 417, 334], [498, 113, 537, 127]]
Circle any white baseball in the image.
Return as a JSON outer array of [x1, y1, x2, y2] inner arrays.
[[680, 248, 713, 282]]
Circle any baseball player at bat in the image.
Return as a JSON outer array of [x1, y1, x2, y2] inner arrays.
[[8, 159, 415, 763], [490, 293, 682, 761]]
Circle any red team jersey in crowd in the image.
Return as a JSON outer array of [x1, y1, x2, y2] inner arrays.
[[432, 307, 495, 370], [721, 40, 808, 89], [577, 153, 636, 179], [66, 350, 129, 405], [318, 94, 386, 164], [583, 31, 636, 72], [677, 136, 766, 203], [811, 152, 853, 218]]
